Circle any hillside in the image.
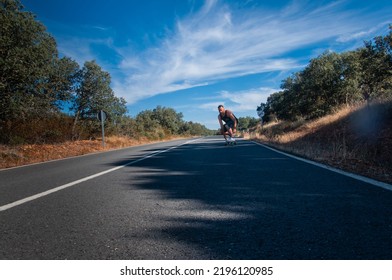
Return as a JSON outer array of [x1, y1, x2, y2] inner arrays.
[[247, 100, 392, 184]]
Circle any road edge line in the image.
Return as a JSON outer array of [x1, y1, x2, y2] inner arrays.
[[252, 141, 392, 192]]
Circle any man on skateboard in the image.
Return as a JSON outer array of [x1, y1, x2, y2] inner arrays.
[[217, 105, 238, 145]]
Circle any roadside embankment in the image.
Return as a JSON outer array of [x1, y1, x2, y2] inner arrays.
[[245, 101, 392, 184]]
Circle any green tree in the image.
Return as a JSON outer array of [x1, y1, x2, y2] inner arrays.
[[238, 116, 259, 130], [179, 121, 212, 136], [135, 106, 213, 138], [72, 60, 127, 138], [298, 51, 345, 118], [113, 115, 137, 137], [264, 91, 285, 121], [261, 27, 392, 124], [359, 27, 392, 101], [152, 106, 183, 135], [0, 0, 60, 120], [339, 51, 363, 104], [280, 73, 304, 120], [43, 57, 81, 111], [135, 109, 162, 139]]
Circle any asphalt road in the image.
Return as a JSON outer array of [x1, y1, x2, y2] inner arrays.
[[1, 136, 391, 259]]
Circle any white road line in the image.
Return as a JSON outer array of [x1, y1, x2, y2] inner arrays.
[[252, 141, 392, 192], [0, 139, 199, 212]]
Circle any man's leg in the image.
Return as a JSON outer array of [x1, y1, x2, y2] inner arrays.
[[226, 124, 236, 143], [225, 124, 233, 138]]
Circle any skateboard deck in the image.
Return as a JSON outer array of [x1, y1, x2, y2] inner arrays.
[[225, 139, 237, 146]]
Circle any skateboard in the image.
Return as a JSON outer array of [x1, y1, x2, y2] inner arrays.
[[225, 139, 237, 146]]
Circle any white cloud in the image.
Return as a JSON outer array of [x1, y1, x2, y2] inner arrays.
[[32, 0, 391, 129], [196, 87, 277, 112], [336, 21, 390, 43], [56, 36, 97, 65], [110, 0, 391, 103], [198, 102, 225, 111], [219, 87, 278, 111], [47, 0, 391, 107]]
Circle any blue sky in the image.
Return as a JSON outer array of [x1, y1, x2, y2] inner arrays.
[[23, 0, 391, 129]]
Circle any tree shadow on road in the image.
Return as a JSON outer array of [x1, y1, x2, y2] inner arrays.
[[109, 137, 392, 259]]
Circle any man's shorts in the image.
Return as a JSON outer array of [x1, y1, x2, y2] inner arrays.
[[223, 120, 235, 131]]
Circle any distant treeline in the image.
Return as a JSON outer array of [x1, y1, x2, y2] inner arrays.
[[0, 0, 213, 144], [259, 27, 392, 122]]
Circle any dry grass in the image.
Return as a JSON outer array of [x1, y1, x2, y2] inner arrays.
[[246, 101, 392, 184], [0, 135, 186, 169]]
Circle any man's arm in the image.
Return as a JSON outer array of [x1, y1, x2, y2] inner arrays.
[[218, 115, 224, 134]]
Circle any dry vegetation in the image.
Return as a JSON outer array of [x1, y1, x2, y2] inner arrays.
[[246, 100, 392, 184]]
